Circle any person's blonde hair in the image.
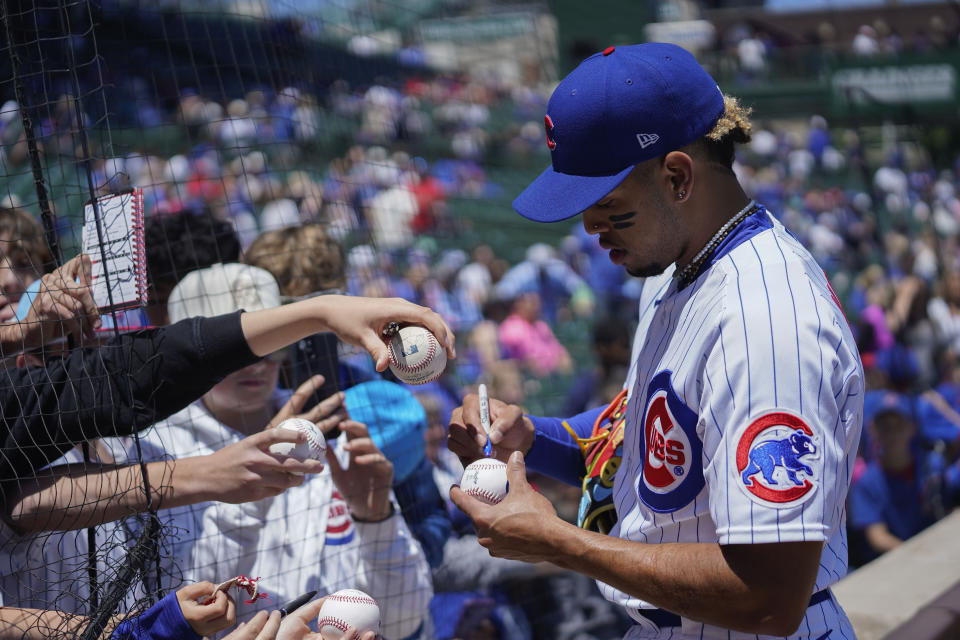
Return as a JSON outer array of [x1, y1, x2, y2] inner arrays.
[[707, 95, 753, 144], [245, 224, 345, 297], [695, 95, 753, 170]]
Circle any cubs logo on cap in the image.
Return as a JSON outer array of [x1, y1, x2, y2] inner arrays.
[[736, 411, 819, 508], [637, 371, 704, 512]]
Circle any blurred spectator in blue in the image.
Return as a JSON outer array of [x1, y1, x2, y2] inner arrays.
[[849, 392, 960, 564], [928, 271, 960, 354], [915, 350, 960, 459], [494, 243, 593, 323], [563, 317, 632, 416]]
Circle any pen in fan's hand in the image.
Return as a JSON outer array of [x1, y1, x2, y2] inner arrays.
[[479, 383, 492, 457], [280, 590, 317, 617]]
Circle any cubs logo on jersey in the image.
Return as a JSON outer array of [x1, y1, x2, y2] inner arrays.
[[736, 411, 819, 507], [637, 371, 704, 512], [325, 490, 356, 545]]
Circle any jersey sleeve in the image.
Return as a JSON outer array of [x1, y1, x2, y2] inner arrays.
[[701, 256, 863, 545]]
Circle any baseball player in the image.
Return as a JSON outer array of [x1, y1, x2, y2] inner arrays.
[[448, 43, 863, 639]]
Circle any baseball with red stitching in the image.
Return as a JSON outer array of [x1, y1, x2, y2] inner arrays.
[[268, 417, 327, 462], [317, 588, 380, 640], [387, 324, 447, 385], [460, 458, 509, 505]]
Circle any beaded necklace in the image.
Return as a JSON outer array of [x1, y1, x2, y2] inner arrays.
[[674, 199, 758, 288]]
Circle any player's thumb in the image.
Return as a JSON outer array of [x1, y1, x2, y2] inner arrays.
[[506, 450, 527, 488]]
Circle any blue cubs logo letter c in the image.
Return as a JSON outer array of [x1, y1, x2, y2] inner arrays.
[[544, 115, 557, 150]]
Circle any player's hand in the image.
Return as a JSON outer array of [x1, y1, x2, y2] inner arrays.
[[277, 597, 377, 640], [326, 420, 394, 522], [192, 430, 326, 503], [11, 254, 100, 350], [177, 581, 237, 636], [449, 451, 561, 563], [313, 295, 455, 372], [448, 394, 534, 465], [267, 374, 348, 433]]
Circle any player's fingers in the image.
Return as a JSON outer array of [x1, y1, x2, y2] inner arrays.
[[448, 484, 489, 521], [488, 400, 522, 445], [459, 395, 488, 449], [505, 450, 528, 490]]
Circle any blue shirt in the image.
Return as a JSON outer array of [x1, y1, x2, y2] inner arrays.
[[110, 592, 200, 640]]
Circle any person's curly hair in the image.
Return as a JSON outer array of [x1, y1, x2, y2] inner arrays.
[[698, 95, 753, 171], [245, 224, 345, 297]]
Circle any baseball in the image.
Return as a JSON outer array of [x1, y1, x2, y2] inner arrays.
[[460, 458, 509, 505], [387, 324, 447, 385], [317, 588, 380, 639], [268, 418, 326, 462]]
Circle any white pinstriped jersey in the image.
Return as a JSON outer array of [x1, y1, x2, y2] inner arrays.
[[603, 210, 863, 639]]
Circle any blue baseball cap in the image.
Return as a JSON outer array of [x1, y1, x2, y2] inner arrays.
[[514, 43, 725, 223], [344, 380, 427, 483]]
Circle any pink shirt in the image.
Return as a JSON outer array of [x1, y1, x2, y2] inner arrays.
[[498, 313, 569, 375]]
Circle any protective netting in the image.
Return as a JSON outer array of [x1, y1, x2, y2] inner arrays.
[[0, 2, 625, 639]]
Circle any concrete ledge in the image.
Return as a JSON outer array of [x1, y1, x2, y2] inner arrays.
[[833, 509, 960, 640]]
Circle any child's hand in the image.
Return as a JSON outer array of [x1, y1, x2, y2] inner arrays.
[[177, 581, 237, 636]]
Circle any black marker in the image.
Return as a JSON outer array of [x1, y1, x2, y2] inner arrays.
[[280, 590, 317, 617]]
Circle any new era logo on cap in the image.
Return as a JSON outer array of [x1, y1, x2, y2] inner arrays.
[[637, 133, 660, 148]]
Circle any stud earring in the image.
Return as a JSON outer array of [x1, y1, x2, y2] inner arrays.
[[677, 189, 687, 200]]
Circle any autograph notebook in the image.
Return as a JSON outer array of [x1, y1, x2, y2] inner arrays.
[[82, 188, 148, 311]]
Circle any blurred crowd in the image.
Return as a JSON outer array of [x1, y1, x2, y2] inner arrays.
[[1, 35, 960, 637], [712, 14, 960, 83]]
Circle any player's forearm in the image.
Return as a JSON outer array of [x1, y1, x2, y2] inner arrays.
[[7, 458, 211, 533], [544, 520, 820, 635]]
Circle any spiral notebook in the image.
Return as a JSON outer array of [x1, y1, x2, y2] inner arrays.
[[82, 188, 148, 312]]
